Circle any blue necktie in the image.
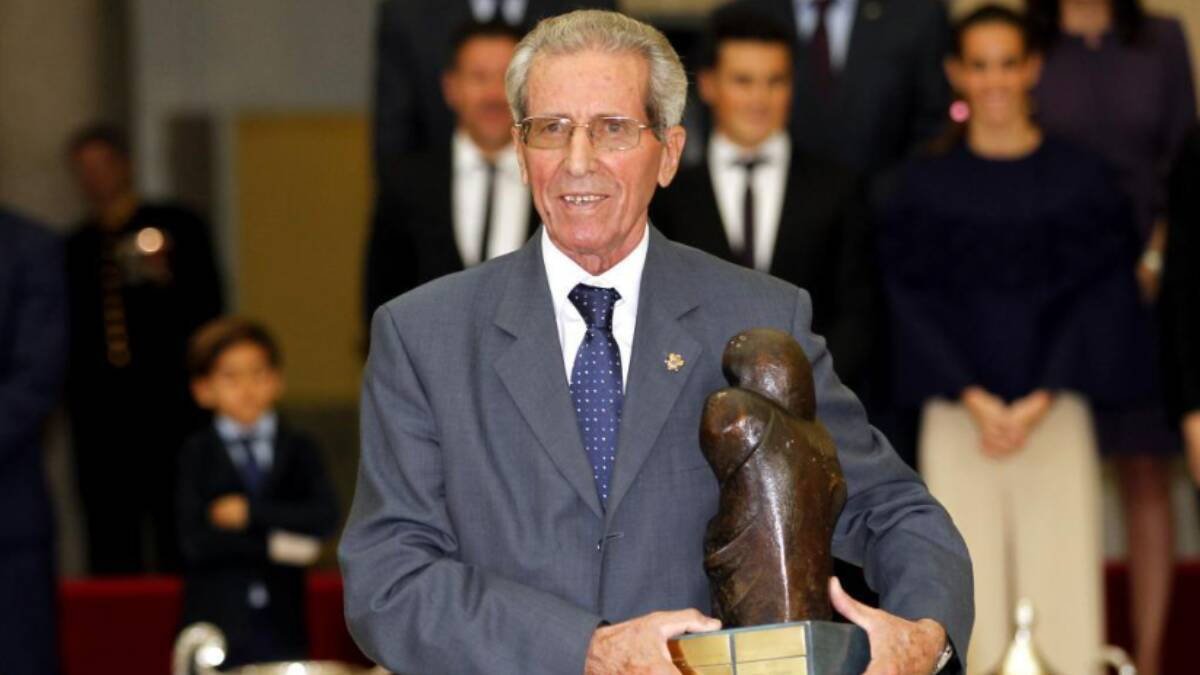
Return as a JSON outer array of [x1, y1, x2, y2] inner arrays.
[[237, 437, 264, 494], [568, 284, 623, 507]]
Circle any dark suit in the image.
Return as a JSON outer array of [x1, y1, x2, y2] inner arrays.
[[0, 208, 66, 675], [178, 422, 339, 667], [738, 0, 950, 175], [341, 228, 973, 674], [364, 142, 539, 321], [650, 151, 877, 389], [1164, 126, 1200, 424], [66, 202, 223, 574]]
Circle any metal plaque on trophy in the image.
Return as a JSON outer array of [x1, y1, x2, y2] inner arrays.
[[667, 329, 870, 675]]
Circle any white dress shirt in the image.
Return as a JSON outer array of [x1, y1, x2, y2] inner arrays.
[[794, 0, 859, 70], [470, 0, 527, 25], [541, 225, 648, 390], [708, 131, 791, 272], [452, 130, 531, 266], [215, 411, 277, 474]]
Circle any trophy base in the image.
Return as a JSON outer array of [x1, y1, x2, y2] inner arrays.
[[668, 620, 869, 675]]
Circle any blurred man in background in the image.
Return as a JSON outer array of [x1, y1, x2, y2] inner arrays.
[[736, 0, 951, 176], [0, 207, 67, 675], [365, 20, 537, 321], [652, 4, 876, 392], [65, 125, 223, 574]]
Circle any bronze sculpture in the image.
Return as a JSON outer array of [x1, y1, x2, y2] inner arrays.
[[700, 328, 848, 626]]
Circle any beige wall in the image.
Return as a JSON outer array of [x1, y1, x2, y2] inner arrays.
[[0, 0, 110, 227], [235, 113, 370, 407]]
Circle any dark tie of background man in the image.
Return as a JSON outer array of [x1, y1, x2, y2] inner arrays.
[[237, 437, 264, 495], [811, 0, 835, 100], [736, 156, 765, 270], [568, 284, 623, 507], [479, 159, 498, 262]]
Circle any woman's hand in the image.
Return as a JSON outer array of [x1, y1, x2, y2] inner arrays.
[[962, 386, 1019, 458], [961, 387, 1054, 459], [1008, 389, 1054, 448]]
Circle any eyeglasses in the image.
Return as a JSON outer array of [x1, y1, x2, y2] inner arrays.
[[515, 115, 655, 151]]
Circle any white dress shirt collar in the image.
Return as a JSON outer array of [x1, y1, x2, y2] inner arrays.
[[452, 130, 529, 266], [541, 224, 648, 389], [794, 0, 859, 70], [215, 410, 278, 442], [708, 131, 790, 172], [707, 131, 791, 271], [215, 411, 278, 471]]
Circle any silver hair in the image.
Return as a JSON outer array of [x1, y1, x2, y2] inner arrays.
[[505, 9, 689, 134]]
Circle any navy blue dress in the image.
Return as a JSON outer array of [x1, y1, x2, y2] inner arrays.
[[879, 138, 1152, 410]]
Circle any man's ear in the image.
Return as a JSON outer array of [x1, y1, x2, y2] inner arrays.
[[512, 126, 530, 185], [657, 125, 688, 188], [442, 69, 459, 113], [943, 56, 961, 95], [191, 378, 215, 410], [697, 68, 717, 106]]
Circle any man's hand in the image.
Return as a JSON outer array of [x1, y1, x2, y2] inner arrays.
[[830, 577, 947, 675], [584, 609, 721, 675], [209, 494, 250, 531], [268, 530, 322, 566]]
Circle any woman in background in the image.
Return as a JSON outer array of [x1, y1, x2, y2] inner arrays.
[[1030, 2, 1196, 672], [880, 6, 1150, 674]]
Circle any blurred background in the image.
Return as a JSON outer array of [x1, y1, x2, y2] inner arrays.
[[2, 0, 1200, 673]]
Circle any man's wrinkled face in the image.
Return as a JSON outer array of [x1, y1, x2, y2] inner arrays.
[[514, 49, 685, 271]]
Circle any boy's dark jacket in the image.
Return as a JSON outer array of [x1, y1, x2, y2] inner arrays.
[[177, 420, 339, 663]]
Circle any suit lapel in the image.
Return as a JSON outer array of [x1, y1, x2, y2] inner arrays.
[[259, 424, 292, 496], [493, 234, 604, 518], [432, 144, 466, 272], [768, 151, 810, 276], [605, 229, 703, 521], [691, 160, 737, 262]]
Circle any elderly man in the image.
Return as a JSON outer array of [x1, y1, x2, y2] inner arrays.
[[341, 10, 971, 675]]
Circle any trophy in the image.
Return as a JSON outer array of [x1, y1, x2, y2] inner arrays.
[[668, 329, 870, 675], [173, 622, 389, 675], [987, 599, 1137, 675]]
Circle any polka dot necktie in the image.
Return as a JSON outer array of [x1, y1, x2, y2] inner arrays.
[[568, 283, 623, 508]]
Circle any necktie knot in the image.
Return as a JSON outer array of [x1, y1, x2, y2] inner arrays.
[[569, 283, 620, 332], [814, 0, 833, 15], [735, 156, 766, 174]]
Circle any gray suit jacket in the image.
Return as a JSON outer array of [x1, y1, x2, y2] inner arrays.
[[340, 228, 972, 674]]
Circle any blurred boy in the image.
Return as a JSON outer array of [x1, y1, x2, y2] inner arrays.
[[178, 318, 338, 667]]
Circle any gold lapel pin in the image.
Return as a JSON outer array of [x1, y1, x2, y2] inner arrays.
[[665, 353, 685, 372]]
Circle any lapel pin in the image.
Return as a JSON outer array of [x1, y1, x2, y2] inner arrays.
[[665, 353, 685, 372], [863, 1, 883, 21]]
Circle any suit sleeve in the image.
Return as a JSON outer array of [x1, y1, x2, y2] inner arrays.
[[373, 0, 419, 177], [907, 1, 952, 152], [249, 435, 340, 537], [339, 308, 603, 675], [363, 189, 420, 326], [790, 289, 973, 671], [0, 226, 67, 462], [177, 438, 269, 568]]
